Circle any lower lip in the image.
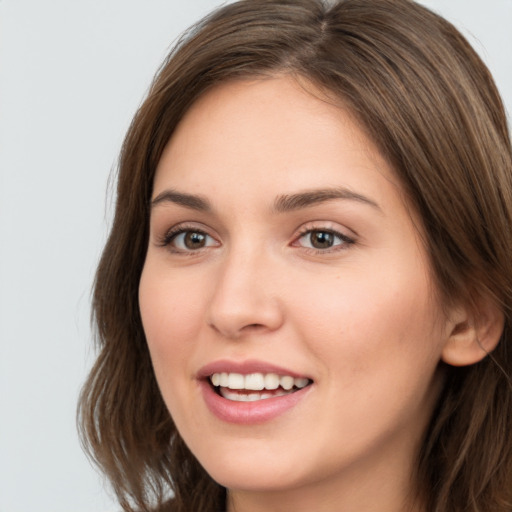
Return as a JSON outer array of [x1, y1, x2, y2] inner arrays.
[[199, 380, 311, 424]]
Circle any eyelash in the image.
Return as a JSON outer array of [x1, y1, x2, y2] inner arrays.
[[292, 227, 355, 254], [158, 224, 217, 254], [157, 224, 355, 255]]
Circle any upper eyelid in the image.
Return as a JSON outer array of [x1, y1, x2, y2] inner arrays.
[[293, 228, 355, 246], [173, 230, 218, 245], [160, 221, 215, 238], [296, 227, 352, 239], [153, 222, 213, 247], [293, 220, 357, 238]]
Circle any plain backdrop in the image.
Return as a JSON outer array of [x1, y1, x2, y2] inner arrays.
[[0, 1, 510, 511]]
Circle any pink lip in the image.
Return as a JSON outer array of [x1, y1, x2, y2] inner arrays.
[[199, 380, 311, 424], [197, 359, 312, 425]]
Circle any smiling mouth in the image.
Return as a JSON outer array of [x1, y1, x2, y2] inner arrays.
[[209, 372, 312, 402]]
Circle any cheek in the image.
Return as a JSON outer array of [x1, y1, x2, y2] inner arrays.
[[286, 266, 446, 458], [138, 261, 207, 380], [287, 260, 443, 379]]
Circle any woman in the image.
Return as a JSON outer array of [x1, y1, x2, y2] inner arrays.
[[78, 0, 512, 511]]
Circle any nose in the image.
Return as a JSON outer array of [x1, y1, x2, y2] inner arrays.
[[206, 247, 284, 339]]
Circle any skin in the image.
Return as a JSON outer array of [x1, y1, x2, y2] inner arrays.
[[139, 76, 463, 512]]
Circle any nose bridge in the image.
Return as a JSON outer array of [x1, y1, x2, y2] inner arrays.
[[207, 238, 283, 338]]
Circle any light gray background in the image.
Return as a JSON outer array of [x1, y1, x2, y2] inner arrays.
[[0, 1, 510, 511]]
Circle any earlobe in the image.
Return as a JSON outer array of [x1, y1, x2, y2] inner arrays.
[[441, 299, 505, 367]]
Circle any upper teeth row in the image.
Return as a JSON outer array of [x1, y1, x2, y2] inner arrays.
[[210, 372, 309, 391]]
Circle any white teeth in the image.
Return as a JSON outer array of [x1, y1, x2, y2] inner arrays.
[[245, 373, 265, 390], [264, 373, 280, 390], [227, 373, 245, 389], [294, 377, 309, 388], [209, 372, 310, 392], [220, 387, 291, 402], [280, 375, 294, 391]]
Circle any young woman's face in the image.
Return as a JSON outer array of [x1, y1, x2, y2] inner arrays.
[[139, 77, 456, 509]]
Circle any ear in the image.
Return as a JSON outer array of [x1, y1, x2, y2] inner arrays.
[[441, 297, 505, 367]]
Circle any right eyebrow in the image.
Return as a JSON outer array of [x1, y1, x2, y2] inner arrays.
[[272, 187, 382, 214], [151, 190, 212, 212]]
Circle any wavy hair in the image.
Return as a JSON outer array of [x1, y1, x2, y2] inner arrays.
[[78, 1, 512, 510]]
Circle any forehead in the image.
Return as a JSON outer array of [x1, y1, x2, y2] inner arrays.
[[153, 76, 404, 215]]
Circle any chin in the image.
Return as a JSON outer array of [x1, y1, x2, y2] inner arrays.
[[208, 464, 303, 493], [191, 441, 309, 492]]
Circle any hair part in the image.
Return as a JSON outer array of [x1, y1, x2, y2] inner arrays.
[[78, 1, 512, 511]]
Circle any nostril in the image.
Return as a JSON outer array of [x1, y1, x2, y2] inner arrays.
[[244, 323, 267, 332]]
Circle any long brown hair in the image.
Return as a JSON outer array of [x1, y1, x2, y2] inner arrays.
[[78, 1, 512, 510]]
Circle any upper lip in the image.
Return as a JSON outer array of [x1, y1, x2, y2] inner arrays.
[[197, 359, 311, 380]]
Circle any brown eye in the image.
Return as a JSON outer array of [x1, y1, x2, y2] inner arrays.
[[183, 231, 207, 249], [295, 229, 353, 251], [168, 230, 218, 252], [309, 231, 335, 249]]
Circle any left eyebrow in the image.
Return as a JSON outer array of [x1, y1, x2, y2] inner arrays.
[[272, 187, 382, 213], [150, 189, 212, 212]]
